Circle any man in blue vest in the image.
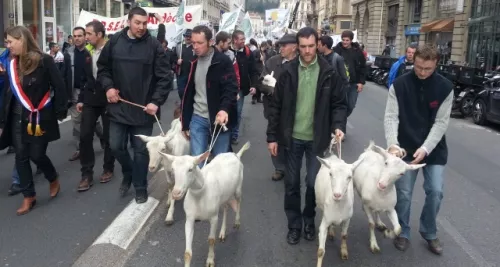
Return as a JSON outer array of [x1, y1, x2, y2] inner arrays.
[[384, 45, 453, 255]]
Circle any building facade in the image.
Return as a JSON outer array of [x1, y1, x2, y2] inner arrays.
[[352, 0, 468, 61], [317, 0, 353, 35], [186, 0, 230, 26], [248, 12, 264, 34]]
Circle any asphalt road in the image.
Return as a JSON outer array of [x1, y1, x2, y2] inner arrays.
[[122, 82, 500, 267], [0, 97, 175, 267]]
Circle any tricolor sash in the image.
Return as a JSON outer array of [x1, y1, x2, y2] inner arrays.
[[8, 58, 51, 136]]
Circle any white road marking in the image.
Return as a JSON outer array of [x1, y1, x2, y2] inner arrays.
[[93, 197, 160, 250], [437, 216, 493, 267], [347, 121, 354, 129], [58, 115, 71, 124]]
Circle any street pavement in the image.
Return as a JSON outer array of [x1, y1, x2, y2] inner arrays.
[[2, 82, 500, 267], [121, 82, 499, 267]]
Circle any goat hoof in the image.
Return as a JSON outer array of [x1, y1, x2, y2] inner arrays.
[[219, 233, 226, 242], [205, 259, 215, 267], [165, 219, 174, 226], [383, 229, 394, 238], [233, 223, 240, 229], [370, 243, 381, 254], [376, 223, 388, 232], [340, 250, 349, 260]]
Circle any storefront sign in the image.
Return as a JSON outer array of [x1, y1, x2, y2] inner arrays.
[[405, 24, 421, 36], [76, 5, 202, 35]]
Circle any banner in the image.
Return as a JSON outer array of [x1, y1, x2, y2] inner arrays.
[[264, 9, 289, 24], [218, 7, 241, 34], [75, 5, 202, 35], [240, 12, 254, 42]]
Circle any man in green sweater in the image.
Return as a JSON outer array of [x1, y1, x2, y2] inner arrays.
[[267, 27, 348, 245]]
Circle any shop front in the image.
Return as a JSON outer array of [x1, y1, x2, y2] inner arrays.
[[466, 0, 500, 70], [404, 23, 421, 47]]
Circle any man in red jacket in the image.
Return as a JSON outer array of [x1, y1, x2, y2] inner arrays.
[[215, 31, 241, 91]]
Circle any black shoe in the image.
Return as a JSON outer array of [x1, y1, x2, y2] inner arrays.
[[304, 224, 316, 241], [394, 236, 410, 251], [426, 238, 443, 255], [8, 184, 22, 196], [135, 189, 148, 204], [286, 229, 301, 245], [119, 178, 131, 197]]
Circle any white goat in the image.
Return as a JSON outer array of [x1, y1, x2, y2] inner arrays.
[[315, 154, 362, 266], [158, 142, 250, 267], [353, 141, 425, 253], [136, 118, 190, 225]]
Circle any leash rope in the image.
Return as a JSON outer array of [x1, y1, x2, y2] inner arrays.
[[118, 98, 165, 136], [328, 133, 342, 159], [203, 123, 228, 167]]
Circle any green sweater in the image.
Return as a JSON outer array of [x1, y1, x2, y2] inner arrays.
[[293, 56, 319, 141]]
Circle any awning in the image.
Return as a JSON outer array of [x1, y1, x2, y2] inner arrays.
[[420, 18, 455, 33]]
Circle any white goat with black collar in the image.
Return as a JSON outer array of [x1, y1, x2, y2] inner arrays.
[[158, 142, 250, 267], [353, 141, 425, 253]]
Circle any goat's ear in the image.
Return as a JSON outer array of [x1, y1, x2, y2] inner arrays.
[[195, 151, 210, 165], [135, 135, 151, 143], [350, 155, 364, 170], [406, 163, 426, 170], [158, 151, 174, 162], [370, 145, 389, 159], [316, 156, 331, 169]]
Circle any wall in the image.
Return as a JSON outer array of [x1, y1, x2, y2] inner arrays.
[[450, 0, 469, 63], [352, 0, 386, 55]]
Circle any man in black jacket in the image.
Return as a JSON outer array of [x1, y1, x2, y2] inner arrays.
[[181, 25, 238, 165], [75, 20, 116, 192], [333, 30, 367, 119], [267, 27, 347, 245], [97, 7, 172, 203], [230, 30, 259, 145]]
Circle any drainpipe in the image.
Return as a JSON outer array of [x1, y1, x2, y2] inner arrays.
[[377, 0, 384, 54]]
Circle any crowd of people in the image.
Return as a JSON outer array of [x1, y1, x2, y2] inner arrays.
[[0, 5, 451, 257]]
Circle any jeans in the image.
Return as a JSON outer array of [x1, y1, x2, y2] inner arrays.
[[108, 121, 153, 191], [346, 83, 359, 118], [80, 105, 115, 177], [232, 91, 245, 141], [395, 164, 445, 240], [189, 114, 231, 168], [177, 75, 188, 100], [12, 113, 57, 197], [284, 138, 321, 229], [12, 167, 20, 184]]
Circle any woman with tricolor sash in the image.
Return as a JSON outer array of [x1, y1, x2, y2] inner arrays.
[[0, 26, 69, 215]]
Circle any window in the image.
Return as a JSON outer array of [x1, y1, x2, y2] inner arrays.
[[79, 0, 106, 15], [436, 0, 457, 17], [111, 1, 122, 17], [408, 0, 422, 24], [467, 3, 500, 70], [340, 21, 351, 29]]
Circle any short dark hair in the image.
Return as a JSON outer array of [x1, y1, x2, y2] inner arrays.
[[73, 26, 85, 35], [49, 42, 57, 49], [267, 39, 272, 46], [341, 30, 354, 40], [406, 44, 418, 52], [232, 30, 244, 40], [86, 20, 106, 38], [319, 35, 333, 49], [215, 31, 231, 45], [296, 27, 318, 44], [128, 6, 148, 20], [414, 45, 440, 61], [192, 25, 213, 42]]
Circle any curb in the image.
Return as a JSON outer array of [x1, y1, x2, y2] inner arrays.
[[72, 171, 169, 267]]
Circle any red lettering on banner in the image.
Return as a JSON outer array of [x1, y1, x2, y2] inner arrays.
[[101, 21, 107, 28], [185, 13, 192, 22], [113, 21, 121, 31], [107, 22, 115, 31], [166, 13, 173, 23]]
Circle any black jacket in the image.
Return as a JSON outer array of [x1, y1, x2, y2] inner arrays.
[[97, 28, 173, 126], [333, 42, 367, 84], [78, 47, 107, 107], [232, 46, 259, 96], [393, 71, 453, 165], [267, 56, 348, 154], [0, 54, 68, 149], [181, 49, 238, 131], [176, 44, 196, 77]]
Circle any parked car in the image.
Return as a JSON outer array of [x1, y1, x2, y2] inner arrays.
[[472, 73, 500, 125]]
